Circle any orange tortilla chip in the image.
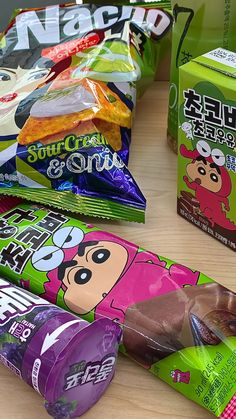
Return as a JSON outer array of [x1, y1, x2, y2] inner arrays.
[[18, 110, 96, 145], [93, 119, 122, 151], [17, 78, 131, 146], [49, 69, 126, 122], [39, 120, 98, 145], [20, 117, 121, 152], [84, 78, 132, 128]]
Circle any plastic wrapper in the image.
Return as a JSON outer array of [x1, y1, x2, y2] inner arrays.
[[80, 0, 172, 86], [0, 2, 172, 222], [0, 198, 235, 417], [167, 0, 236, 153], [0, 277, 121, 418]]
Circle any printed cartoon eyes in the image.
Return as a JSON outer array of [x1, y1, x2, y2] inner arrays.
[[197, 140, 211, 158], [211, 149, 225, 167], [32, 246, 64, 272], [74, 268, 92, 285], [53, 226, 84, 249], [27, 71, 49, 81], [0, 226, 17, 239], [92, 249, 111, 264], [32, 226, 84, 272], [196, 141, 226, 167], [0, 72, 11, 81], [210, 173, 219, 183], [197, 166, 206, 176]]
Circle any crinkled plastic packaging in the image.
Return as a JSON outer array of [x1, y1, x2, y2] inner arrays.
[[81, 0, 172, 88], [0, 3, 172, 222], [168, 0, 236, 153], [0, 199, 235, 417], [0, 277, 121, 418]]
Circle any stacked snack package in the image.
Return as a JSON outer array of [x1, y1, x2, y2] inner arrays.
[[0, 2, 172, 222], [0, 277, 121, 418], [177, 48, 236, 250], [167, 0, 236, 153], [0, 198, 235, 417]]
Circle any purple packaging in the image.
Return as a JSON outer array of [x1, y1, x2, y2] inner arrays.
[[0, 277, 121, 418]]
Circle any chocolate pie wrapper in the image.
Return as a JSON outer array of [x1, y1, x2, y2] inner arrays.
[[0, 198, 235, 417], [0, 2, 172, 222], [0, 277, 121, 418]]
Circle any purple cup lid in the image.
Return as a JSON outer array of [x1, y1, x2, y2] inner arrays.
[[44, 318, 121, 418]]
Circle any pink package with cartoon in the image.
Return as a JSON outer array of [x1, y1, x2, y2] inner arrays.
[[0, 199, 235, 417]]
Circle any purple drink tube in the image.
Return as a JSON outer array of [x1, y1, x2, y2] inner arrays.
[[0, 277, 121, 418]]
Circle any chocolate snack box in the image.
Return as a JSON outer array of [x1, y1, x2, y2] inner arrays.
[[168, 0, 236, 153], [178, 47, 236, 250]]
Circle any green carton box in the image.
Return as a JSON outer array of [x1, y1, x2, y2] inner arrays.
[[168, 0, 236, 153], [178, 47, 236, 250]]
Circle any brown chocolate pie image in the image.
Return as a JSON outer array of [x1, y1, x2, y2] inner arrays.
[[123, 282, 236, 368]]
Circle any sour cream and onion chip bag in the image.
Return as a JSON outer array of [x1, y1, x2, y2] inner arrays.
[[0, 3, 172, 222]]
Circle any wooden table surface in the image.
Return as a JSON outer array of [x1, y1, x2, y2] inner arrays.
[[0, 81, 235, 419]]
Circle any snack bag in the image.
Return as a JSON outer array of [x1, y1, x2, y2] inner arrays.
[[0, 199, 235, 417], [0, 277, 121, 418], [0, 3, 172, 222], [168, 0, 236, 153], [80, 0, 172, 86]]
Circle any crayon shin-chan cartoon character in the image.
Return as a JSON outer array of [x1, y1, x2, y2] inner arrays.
[[30, 226, 236, 368], [32, 226, 200, 322], [181, 140, 236, 230]]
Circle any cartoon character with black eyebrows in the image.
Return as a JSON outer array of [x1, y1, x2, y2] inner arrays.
[[0, 47, 71, 137], [180, 140, 236, 229], [30, 225, 236, 368], [31, 226, 200, 322]]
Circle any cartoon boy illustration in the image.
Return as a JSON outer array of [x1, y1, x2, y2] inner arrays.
[[0, 48, 71, 137], [32, 226, 200, 323], [31, 226, 236, 368], [181, 140, 236, 230]]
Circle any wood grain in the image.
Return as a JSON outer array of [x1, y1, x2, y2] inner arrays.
[[0, 82, 235, 419]]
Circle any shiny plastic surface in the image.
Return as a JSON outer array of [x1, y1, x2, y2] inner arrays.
[[0, 200, 235, 417], [0, 277, 121, 418], [0, 3, 172, 221]]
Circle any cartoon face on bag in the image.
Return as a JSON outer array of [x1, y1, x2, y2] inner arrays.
[[0, 46, 72, 134], [31, 226, 129, 314], [0, 66, 51, 115]]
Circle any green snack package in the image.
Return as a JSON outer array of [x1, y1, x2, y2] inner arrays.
[[80, 1, 171, 11], [0, 3, 173, 223], [0, 198, 235, 416], [168, 0, 236, 153], [80, 0, 172, 96], [178, 47, 236, 250]]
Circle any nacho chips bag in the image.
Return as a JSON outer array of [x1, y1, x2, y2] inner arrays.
[[0, 3, 172, 222], [80, 0, 172, 91]]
